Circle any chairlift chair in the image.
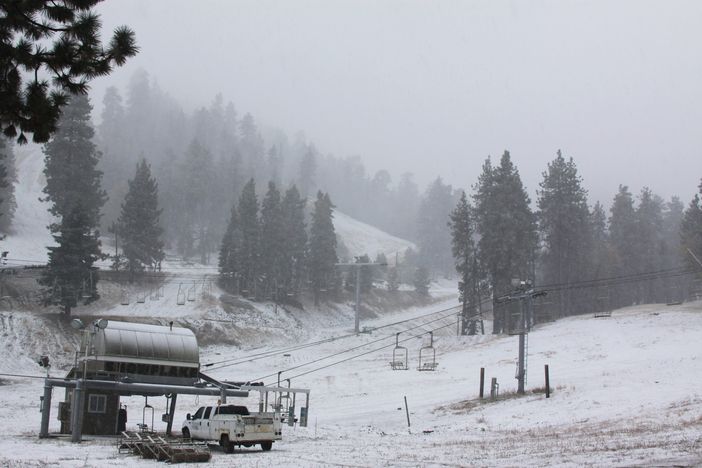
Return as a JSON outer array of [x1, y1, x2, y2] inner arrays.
[[594, 285, 612, 318], [187, 283, 196, 302], [390, 332, 409, 370], [177, 283, 186, 305], [418, 331, 438, 371], [140, 397, 154, 433], [120, 287, 130, 306], [136, 290, 146, 303], [81, 273, 93, 298]]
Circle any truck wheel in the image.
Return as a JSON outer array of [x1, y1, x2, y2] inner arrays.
[[220, 435, 234, 454], [260, 441, 273, 451], [182, 428, 190, 440]]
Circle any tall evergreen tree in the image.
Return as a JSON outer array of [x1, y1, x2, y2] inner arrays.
[[309, 191, 338, 305], [260, 181, 286, 298], [635, 188, 665, 303], [39, 203, 101, 316], [473, 151, 537, 334], [178, 138, 216, 263], [416, 177, 454, 275], [681, 179, 702, 273], [608, 185, 637, 308], [40, 94, 106, 315], [237, 179, 260, 297], [115, 159, 164, 282], [413, 265, 431, 295], [536, 151, 591, 317], [42, 94, 107, 232], [281, 185, 308, 297], [299, 145, 317, 199], [449, 191, 480, 334], [218, 203, 242, 293], [239, 113, 265, 180]]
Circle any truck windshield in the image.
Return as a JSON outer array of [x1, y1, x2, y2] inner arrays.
[[192, 407, 205, 420]]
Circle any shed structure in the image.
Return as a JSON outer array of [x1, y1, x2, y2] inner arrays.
[[40, 320, 248, 440]]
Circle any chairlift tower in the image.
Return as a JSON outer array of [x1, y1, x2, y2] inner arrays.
[[336, 260, 387, 334], [494, 279, 546, 394]]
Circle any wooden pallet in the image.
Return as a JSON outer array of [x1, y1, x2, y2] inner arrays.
[[119, 432, 211, 463]]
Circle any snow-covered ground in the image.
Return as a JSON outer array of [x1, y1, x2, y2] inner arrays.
[[2, 301, 702, 467], [1, 145, 702, 467]]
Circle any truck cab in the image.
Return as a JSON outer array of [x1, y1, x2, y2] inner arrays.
[[182, 404, 281, 453]]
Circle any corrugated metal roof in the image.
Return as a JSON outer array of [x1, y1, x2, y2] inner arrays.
[[90, 321, 199, 364]]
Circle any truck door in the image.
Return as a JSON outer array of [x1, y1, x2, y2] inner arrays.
[[189, 407, 205, 438], [199, 406, 213, 438]]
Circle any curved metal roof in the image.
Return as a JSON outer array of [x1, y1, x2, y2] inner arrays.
[[89, 321, 199, 364]]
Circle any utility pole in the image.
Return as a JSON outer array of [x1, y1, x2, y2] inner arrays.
[[336, 260, 387, 334]]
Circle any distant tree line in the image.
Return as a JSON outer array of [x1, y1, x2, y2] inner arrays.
[[449, 150, 699, 335], [27, 67, 702, 322]]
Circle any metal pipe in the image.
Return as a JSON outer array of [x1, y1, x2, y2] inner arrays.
[[70, 379, 83, 442], [166, 394, 177, 436], [355, 265, 361, 334], [44, 378, 249, 397], [39, 381, 52, 438]]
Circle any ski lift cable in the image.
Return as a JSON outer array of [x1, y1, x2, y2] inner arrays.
[[207, 306, 462, 372], [536, 265, 696, 292], [203, 304, 462, 369], [276, 320, 458, 384], [251, 311, 459, 382]]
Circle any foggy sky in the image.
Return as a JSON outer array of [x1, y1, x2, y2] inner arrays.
[[93, 0, 702, 209]]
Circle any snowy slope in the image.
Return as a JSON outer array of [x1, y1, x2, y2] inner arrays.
[[332, 210, 415, 263], [3, 143, 55, 266], [2, 301, 702, 467]]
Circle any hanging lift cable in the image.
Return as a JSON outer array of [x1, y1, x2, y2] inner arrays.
[[203, 304, 462, 370], [266, 265, 701, 385], [261, 318, 459, 385], [537, 265, 696, 294], [249, 309, 461, 383]]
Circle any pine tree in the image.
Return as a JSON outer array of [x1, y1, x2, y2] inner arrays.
[[299, 145, 317, 198], [260, 181, 286, 298], [472, 151, 537, 334], [40, 203, 101, 316], [239, 113, 265, 180], [449, 191, 480, 334], [681, 179, 702, 273], [115, 159, 164, 282], [0, 1, 137, 145], [416, 177, 454, 275], [42, 94, 107, 232], [309, 191, 338, 305], [218, 203, 242, 293], [608, 185, 637, 308], [281, 185, 308, 297], [40, 94, 106, 316], [178, 138, 216, 263], [413, 266, 431, 295], [536, 151, 591, 317], [634, 188, 665, 303], [237, 179, 260, 297]]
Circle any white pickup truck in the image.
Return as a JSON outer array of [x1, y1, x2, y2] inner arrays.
[[181, 404, 282, 453]]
